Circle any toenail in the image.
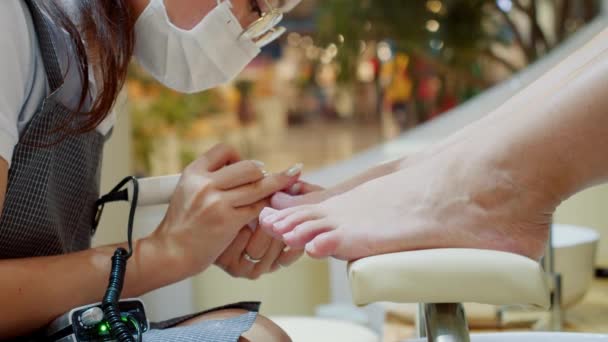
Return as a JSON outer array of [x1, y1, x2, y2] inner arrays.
[[260, 207, 273, 216], [275, 221, 289, 229], [305, 241, 315, 253], [263, 214, 278, 224]]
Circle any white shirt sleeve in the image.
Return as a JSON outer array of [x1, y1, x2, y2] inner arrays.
[[0, 1, 36, 166]]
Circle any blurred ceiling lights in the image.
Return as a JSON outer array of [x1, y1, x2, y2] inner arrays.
[[426, 19, 440, 32], [426, 0, 443, 14]]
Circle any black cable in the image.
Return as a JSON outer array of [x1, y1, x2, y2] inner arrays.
[[102, 249, 132, 342], [127, 313, 143, 342], [98, 176, 140, 342]]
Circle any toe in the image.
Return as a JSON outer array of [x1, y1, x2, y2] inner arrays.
[[283, 219, 333, 248], [305, 231, 340, 259], [260, 207, 298, 230], [259, 207, 278, 222], [273, 209, 323, 235]]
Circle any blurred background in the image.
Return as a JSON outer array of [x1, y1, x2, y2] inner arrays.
[[126, 0, 601, 177], [95, 0, 608, 339]]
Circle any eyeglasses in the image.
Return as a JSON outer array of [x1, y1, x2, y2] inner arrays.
[[246, 0, 282, 37], [243, 0, 286, 49], [254, 26, 286, 47], [220, 0, 301, 47], [247, 0, 303, 47]]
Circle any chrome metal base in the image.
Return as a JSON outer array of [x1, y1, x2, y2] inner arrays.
[[418, 303, 471, 342]]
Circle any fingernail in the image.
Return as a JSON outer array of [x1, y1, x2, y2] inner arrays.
[[252, 160, 270, 177], [252, 160, 265, 169], [289, 183, 302, 195], [284, 163, 303, 177], [248, 220, 258, 231], [283, 246, 291, 252]]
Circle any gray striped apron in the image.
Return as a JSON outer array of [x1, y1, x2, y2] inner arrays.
[[3, 1, 259, 341], [0, 1, 104, 258]]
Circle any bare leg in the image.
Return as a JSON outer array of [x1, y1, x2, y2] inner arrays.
[[261, 145, 554, 260]]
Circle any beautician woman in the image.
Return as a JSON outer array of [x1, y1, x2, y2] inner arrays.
[[0, 0, 302, 340]]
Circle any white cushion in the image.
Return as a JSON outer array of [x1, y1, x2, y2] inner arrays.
[[409, 332, 608, 341], [348, 249, 550, 308]]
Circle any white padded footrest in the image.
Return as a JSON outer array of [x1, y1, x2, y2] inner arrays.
[[348, 249, 550, 309]]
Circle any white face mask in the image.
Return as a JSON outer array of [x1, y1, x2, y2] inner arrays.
[[133, 0, 261, 94]]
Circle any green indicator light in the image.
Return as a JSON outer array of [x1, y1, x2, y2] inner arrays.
[[121, 316, 128, 322], [99, 323, 109, 334]]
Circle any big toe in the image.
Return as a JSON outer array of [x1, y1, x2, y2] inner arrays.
[[259, 207, 280, 234], [305, 231, 341, 259], [260, 207, 278, 221]]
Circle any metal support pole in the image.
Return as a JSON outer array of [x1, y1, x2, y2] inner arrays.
[[416, 304, 427, 338], [549, 273, 564, 331], [542, 226, 563, 331], [424, 303, 471, 342]]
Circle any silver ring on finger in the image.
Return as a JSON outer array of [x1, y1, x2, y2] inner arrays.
[[243, 252, 263, 264]]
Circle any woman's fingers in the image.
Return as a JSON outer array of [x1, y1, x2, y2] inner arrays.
[[251, 238, 285, 279], [216, 228, 253, 276], [227, 164, 303, 207], [235, 199, 269, 226], [288, 181, 325, 195], [275, 247, 304, 268], [189, 143, 241, 172], [215, 227, 292, 280], [212, 160, 266, 190], [271, 181, 327, 210], [244, 224, 274, 261]]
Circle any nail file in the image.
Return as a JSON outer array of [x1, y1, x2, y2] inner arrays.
[[129, 163, 301, 207], [128, 174, 180, 207]]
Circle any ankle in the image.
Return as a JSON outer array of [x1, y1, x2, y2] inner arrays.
[[452, 149, 552, 260], [469, 127, 579, 209]]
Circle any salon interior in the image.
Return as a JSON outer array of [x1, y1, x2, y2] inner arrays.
[[95, 0, 608, 341]]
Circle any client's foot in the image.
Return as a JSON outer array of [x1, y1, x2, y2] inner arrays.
[[270, 182, 329, 210], [261, 146, 557, 261]]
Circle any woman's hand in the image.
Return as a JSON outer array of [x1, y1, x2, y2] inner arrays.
[[214, 180, 314, 279], [215, 226, 304, 279], [150, 144, 302, 277], [214, 181, 320, 279]]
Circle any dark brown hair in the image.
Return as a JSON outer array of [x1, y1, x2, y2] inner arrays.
[[42, 1, 136, 135]]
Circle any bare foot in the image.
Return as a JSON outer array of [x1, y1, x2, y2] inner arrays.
[[260, 147, 557, 261], [270, 158, 412, 210], [270, 182, 328, 210]]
